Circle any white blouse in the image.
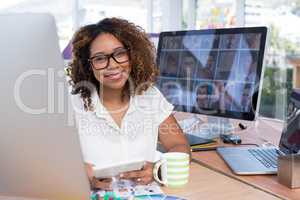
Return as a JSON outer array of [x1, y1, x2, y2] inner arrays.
[[70, 86, 174, 168]]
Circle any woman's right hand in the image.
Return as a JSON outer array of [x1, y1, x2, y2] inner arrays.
[[85, 163, 112, 190]]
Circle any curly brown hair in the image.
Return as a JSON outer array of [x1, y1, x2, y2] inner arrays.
[[68, 17, 159, 111]]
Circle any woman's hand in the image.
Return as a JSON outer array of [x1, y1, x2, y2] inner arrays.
[[121, 162, 154, 185], [85, 163, 112, 190]]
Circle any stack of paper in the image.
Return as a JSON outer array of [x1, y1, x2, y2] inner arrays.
[[190, 141, 218, 151]]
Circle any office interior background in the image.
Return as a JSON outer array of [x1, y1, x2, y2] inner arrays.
[[2, 0, 300, 121]]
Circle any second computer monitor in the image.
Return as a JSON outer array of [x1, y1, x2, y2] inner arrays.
[[156, 27, 267, 120]]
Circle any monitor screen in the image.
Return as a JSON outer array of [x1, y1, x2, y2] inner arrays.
[[156, 27, 267, 120]]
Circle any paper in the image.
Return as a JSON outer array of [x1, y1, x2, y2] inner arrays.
[[96, 179, 163, 199]]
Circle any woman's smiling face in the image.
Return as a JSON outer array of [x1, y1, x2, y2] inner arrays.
[[89, 33, 131, 90]]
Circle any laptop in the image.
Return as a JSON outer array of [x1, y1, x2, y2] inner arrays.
[[217, 89, 300, 175], [0, 14, 90, 199]]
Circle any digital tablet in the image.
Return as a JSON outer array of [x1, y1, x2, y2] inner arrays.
[[93, 160, 145, 179]]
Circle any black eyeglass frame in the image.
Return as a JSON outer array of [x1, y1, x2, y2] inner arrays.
[[88, 47, 130, 70]]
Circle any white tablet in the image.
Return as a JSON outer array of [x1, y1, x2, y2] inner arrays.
[[93, 160, 145, 179]]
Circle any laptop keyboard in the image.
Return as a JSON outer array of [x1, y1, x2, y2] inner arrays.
[[248, 148, 282, 168]]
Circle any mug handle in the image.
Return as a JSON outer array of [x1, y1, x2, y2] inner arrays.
[[153, 159, 167, 185]]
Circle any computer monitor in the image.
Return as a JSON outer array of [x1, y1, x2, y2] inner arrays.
[[0, 13, 90, 199], [156, 27, 267, 121]]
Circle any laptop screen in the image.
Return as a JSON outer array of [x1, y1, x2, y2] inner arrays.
[[279, 89, 300, 154]]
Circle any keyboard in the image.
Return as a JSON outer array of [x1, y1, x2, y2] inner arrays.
[[248, 148, 282, 168]]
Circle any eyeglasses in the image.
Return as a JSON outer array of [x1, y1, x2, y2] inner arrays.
[[88, 48, 130, 70]]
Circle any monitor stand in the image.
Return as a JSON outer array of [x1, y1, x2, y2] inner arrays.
[[177, 114, 234, 139]]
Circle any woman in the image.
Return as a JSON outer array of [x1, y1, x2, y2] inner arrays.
[[68, 17, 190, 190]]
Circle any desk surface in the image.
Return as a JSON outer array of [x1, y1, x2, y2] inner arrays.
[[174, 112, 300, 200], [163, 162, 279, 200], [0, 162, 279, 200], [0, 162, 283, 200]]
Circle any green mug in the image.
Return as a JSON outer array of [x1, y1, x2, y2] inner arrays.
[[153, 152, 190, 188]]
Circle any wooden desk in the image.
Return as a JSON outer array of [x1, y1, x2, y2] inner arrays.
[[0, 162, 281, 200], [163, 162, 280, 199], [0, 162, 279, 200], [174, 113, 300, 200]]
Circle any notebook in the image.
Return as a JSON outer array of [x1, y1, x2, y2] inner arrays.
[[186, 134, 216, 146]]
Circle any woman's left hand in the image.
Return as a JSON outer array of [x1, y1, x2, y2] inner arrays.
[[120, 162, 154, 185]]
